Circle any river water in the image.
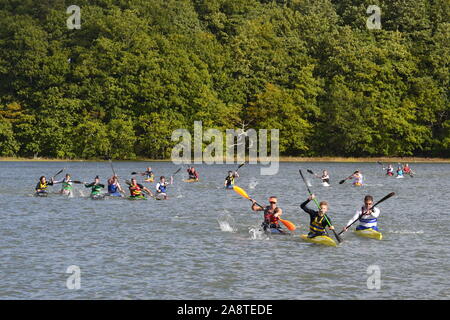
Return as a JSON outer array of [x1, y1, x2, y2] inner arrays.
[[0, 161, 448, 299]]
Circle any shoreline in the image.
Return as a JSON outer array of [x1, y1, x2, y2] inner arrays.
[[1, 156, 449, 163]]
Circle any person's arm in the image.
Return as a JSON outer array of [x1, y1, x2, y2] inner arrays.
[[324, 215, 334, 229], [251, 200, 264, 211], [98, 184, 105, 188], [85, 183, 93, 188], [300, 199, 316, 216], [35, 182, 41, 190], [342, 210, 362, 232], [155, 183, 161, 193], [234, 172, 239, 178], [274, 208, 282, 218]]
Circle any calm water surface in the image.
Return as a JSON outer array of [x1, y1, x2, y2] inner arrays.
[[0, 161, 449, 299]]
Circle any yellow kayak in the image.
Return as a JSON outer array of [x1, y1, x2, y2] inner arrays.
[[183, 179, 199, 183], [355, 228, 383, 240], [144, 178, 154, 182], [300, 234, 337, 247]]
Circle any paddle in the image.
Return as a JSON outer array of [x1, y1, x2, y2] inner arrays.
[[339, 171, 357, 184], [51, 168, 64, 180], [339, 192, 395, 235], [109, 159, 125, 194], [299, 169, 342, 243], [236, 162, 245, 173], [172, 168, 182, 176], [233, 185, 296, 231]]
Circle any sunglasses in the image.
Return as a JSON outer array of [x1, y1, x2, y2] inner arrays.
[[269, 201, 277, 204]]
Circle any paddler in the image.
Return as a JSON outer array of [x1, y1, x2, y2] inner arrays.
[[396, 166, 404, 178], [341, 195, 380, 233], [107, 175, 124, 197], [35, 176, 53, 195], [187, 166, 199, 181], [352, 170, 363, 186], [142, 167, 155, 182], [224, 170, 239, 189], [155, 175, 173, 200], [84, 176, 105, 198], [403, 163, 413, 176], [300, 194, 335, 238], [129, 177, 153, 198], [250, 196, 286, 233], [320, 170, 330, 184], [52, 173, 74, 196], [384, 164, 394, 176]]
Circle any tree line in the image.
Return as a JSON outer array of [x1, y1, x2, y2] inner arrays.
[[0, 0, 448, 159]]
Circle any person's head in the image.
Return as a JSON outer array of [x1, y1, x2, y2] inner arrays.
[[94, 175, 100, 183], [323, 170, 328, 175], [364, 195, 374, 207], [40, 176, 46, 182], [65, 173, 71, 179], [319, 201, 328, 215], [228, 171, 233, 176], [160, 176, 166, 182], [147, 167, 151, 171], [131, 178, 137, 185], [268, 196, 278, 207]]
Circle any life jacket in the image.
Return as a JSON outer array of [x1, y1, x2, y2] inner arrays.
[[129, 184, 142, 196], [264, 206, 280, 226], [62, 179, 73, 190], [403, 167, 411, 173], [309, 214, 327, 235], [37, 181, 48, 191], [397, 169, 403, 176], [157, 182, 167, 193], [353, 174, 363, 185], [358, 206, 378, 229], [225, 176, 234, 186], [108, 183, 118, 193]]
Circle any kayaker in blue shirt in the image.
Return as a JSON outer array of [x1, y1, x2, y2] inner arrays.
[[396, 166, 404, 178], [342, 195, 381, 232], [107, 175, 124, 197], [155, 176, 173, 200]]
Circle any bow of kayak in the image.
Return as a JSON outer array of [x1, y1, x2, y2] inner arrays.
[[355, 228, 383, 240], [300, 234, 337, 247], [183, 179, 199, 183]]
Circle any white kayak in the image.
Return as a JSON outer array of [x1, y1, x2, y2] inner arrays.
[[322, 182, 330, 187]]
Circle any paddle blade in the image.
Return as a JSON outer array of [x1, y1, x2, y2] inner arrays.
[[172, 168, 182, 176], [372, 192, 395, 208], [236, 163, 245, 172], [280, 218, 296, 231], [307, 169, 314, 175], [233, 185, 250, 200], [339, 179, 346, 184], [131, 172, 138, 175]]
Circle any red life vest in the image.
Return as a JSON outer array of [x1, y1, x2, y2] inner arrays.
[[129, 184, 142, 196], [264, 206, 280, 225]]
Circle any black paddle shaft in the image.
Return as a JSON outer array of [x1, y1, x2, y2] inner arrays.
[[338, 192, 395, 235]]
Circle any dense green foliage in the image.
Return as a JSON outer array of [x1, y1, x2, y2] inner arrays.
[[0, 0, 448, 159]]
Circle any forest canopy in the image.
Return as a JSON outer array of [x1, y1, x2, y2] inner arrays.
[[0, 0, 448, 159]]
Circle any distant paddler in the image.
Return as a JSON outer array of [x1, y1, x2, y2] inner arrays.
[[396, 166, 404, 178], [84, 176, 105, 199], [131, 167, 155, 182], [186, 166, 199, 181], [128, 177, 153, 199], [155, 175, 173, 200], [224, 170, 239, 189], [53, 173, 75, 196], [384, 164, 394, 176], [251, 196, 287, 234], [35, 176, 54, 196], [300, 194, 336, 238], [107, 175, 124, 197], [403, 163, 414, 177], [308, 169, 330, 186], [352, 170, 363, 186]]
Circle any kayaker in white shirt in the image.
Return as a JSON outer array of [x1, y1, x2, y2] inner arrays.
[[342, 195, 381, 232]]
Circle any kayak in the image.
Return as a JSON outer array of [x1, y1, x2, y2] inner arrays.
[[144, 178, 154, 182], [90, 194, 105, 200], [300, 234, 337, 247], [128, 195, 147, 200], [355, 228, 383, 240], [396, 176, 404, 179], [225, 185, 234, 189], [35, 191, 48, 197], [353, 182, 363, 187], [155, 193, 166, 200], [105, 192, 123, 198], [322, 182, 330, 187], [183, 179, 199, 183]]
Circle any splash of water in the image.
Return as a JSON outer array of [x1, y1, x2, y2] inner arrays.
[[249, 178, 258, 190], [248, 227, 268, 240], [217, 213, 237, 232]]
